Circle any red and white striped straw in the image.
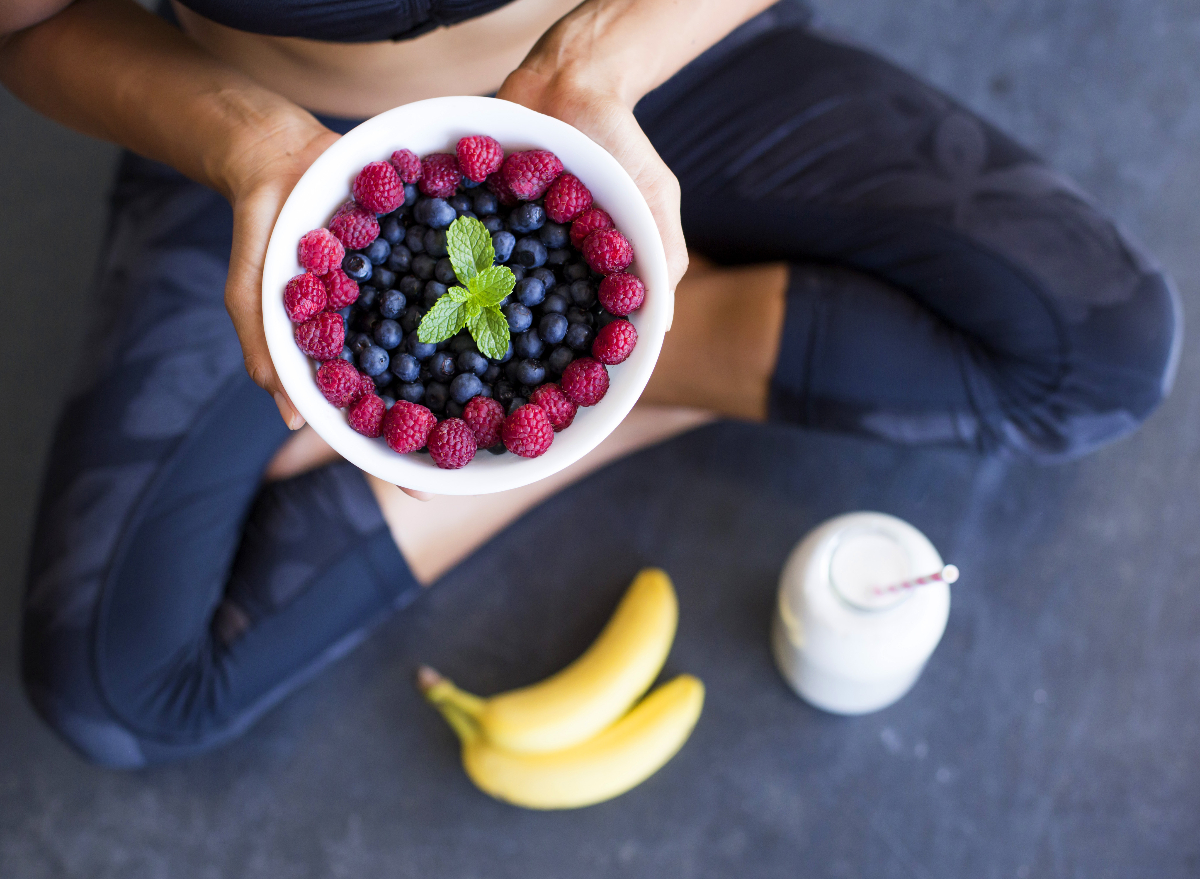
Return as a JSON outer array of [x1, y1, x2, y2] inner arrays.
[[872, 564, 959, 596]]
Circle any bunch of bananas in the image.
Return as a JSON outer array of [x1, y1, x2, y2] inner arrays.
[[418, 568, 705, 810]]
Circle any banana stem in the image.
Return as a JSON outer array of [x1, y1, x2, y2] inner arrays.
[[416, 665, 486, 718], [433, 700, 480, 744]]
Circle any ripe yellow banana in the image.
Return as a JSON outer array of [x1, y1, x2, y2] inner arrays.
[[426, 568, 679, 754], [431, 675, 705, 810]]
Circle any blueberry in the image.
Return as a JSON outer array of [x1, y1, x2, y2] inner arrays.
[[542, 293, 569, 315], [415, 197, 456, 229], [364, 237, 392, 265], [513, 329, 544, 359], [503, 302, 533, 333], [342, 253, 373, 282], [372, 371, 392, 389], [399, 275, 423, 298], [459, 211, 478, 221], [374, 319, 403, 350], [362, 313, 383, 334], [339, 345, 354, 363], [358, 345, 390, 376], [349, 331, 373, 355], [449, 372, 483, 404], [399, 306, 423, 334], [386, 244, 412, 273], [379, 216, 404, 245], [512, 237, 547, 268], [515, 276, 546, 307], [546, 345, 576, 375], [494, 380, 516, 406], [538, 312, 568, 345], [391, 352, 421, 383], [531, 267, 556, 290], [491, 340, 514, 364], [482, 364, 502, 384], [423, 280, 448, 308], [492, 231, 516, 263], [396, 381, 425, 404], [481, 215, 504, 234], [507, 397, 527, 416], [379, 395, 396, 408], [406, 334, 437, 361], [565, 323, 594, 352], [473, 191, 499, 215], [567, 307, 594, 327], [405, 225, 428, 253], [379, 288, 406, 319], [568, 279, 597, 307], [486, 443, 506, 455], [424, 228, 449, 258], [564, 261, 589, 281], [445, 400, 465, 418], [450, 333, 478, 355], [448, 194, 473, 213], [458, 350, 489, 377], [424, 382, 449, 413], [546, 248, 571, 267], [371, 266, 396, 290], [356, 285, 379, 309], [596, 309, 620, 331], [403, 183, 420, 206], [539, 222, 569, 249], [514, 358, 546, 386], [508, 202, 546, 234], [435, 257, 458, 285], [510, 265, 526, 282], [413, 254, 438, 280], [337, 305, 352, 322], [461, 176, 482, 189], [429, 350, 457, 380]]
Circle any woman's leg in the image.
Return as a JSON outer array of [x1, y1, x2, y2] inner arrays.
[[22, 155, 417, 767], [633, 7, 1181, 461]]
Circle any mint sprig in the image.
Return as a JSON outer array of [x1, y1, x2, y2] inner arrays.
[[418, 216, 513, 360]]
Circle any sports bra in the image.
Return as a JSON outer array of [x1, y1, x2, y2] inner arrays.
[[172, 0, 518, 43]]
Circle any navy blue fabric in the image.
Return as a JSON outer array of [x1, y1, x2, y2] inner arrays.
[[20, 7, 1179, 767], [173, 0, 514, 42]]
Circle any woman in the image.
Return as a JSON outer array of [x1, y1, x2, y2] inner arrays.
[[2, 0, 1179, 767]]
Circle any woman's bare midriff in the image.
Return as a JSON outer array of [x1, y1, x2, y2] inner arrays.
[[172, 0, 580, 118]]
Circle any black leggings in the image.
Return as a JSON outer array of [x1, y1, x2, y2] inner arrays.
[[21, 3, 1179, 767]]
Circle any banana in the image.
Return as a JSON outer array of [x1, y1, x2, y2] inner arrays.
[[427, 568, 679, 754], [430, 675, 705, 810]]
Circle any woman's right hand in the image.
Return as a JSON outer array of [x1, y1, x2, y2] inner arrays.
[[219, 117, 342, 430]]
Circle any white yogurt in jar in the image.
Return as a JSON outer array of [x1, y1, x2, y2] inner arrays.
[[771, 512, 951, 715]]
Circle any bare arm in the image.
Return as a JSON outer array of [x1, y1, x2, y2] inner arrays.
[[0, 0, 335, 428], [498, 0, 779, 304]]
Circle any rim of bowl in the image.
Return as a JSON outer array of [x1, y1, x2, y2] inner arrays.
[[262, 96, 669, 495]]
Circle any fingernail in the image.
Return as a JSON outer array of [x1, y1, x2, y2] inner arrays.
[[274, 392, 304, 430]]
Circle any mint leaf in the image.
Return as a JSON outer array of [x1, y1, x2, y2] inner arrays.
[[446, 285, 472, 303], [469, 306, 510, 360], [446, 216, 494, 283], [469, 265, 516, 308], [417, 296, 468, 343]]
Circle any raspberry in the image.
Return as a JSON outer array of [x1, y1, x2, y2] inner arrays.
[[592, 319, 638, 365], [486, 171, 518, 206], [383, 401, 437, 454], [569, 208, 613, 248], [502, 404, 554, 458], [500, 150, 564, 200], [295, 311, 345, 361], [329, 203, 379, 249], [358, 372, 376, 398], [352, 161, 404, 214], [348, 393, 386, 437], [389, 149, 422, 183], [419, 153, 461, 198], [543, 173, 593, 224], [297, 228, 345, 276], [456, 135, 504, 182], [462, 396, 505, 448], [582, 228, 634, 274], [528, 383, 578, 431], [597, 272, 646, 316], [322, 268, 359, 308], [427, 418, 478, 469], [560, 357, 609, 406], [284, 272, 328, 323], [316, 358, 364, 407]]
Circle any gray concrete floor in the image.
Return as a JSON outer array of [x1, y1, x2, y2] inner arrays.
[[2, 1, 1198, 876]]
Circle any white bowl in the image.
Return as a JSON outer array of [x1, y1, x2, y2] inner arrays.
[[263, 96, 669, 495]]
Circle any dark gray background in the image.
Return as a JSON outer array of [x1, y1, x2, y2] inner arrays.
[[2, 1, 1198, 876]]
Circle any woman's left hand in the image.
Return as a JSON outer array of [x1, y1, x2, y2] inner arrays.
[[496, 68, 687, 327]]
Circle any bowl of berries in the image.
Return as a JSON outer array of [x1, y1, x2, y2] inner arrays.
[[262, 95, 669, 494]]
